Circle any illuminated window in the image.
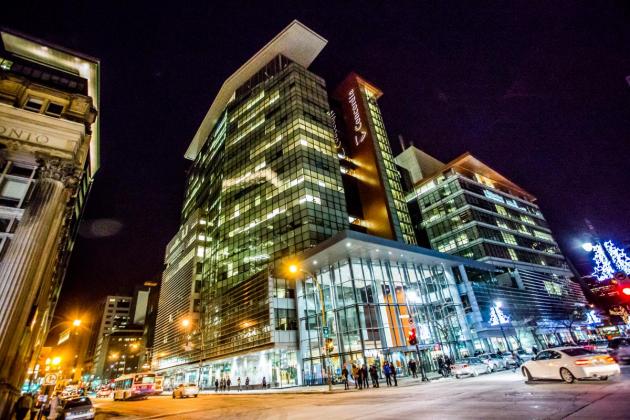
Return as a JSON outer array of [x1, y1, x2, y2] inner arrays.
[[24, 97, 43, 112], [495, 205, 508, 216], [507, 248, 518, 261]]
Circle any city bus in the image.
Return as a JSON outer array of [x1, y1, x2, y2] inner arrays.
[[112, 373, 161, 400]]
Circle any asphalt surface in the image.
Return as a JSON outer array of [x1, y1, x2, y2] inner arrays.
[[92, 366, 630, 419]]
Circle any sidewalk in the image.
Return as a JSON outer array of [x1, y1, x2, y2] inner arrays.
[[163, 373, 446, 396]]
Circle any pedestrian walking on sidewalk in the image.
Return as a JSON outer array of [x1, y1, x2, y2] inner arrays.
[[391, 362, 398, 386], [361, 365, 369, 388], [352, 364, 360, 389], [383, 361, 392, 386], [409, 359, 418, 378], [237, 377, 241, 391], [14, 392, 32, 420], [215, 379, 219, 392], [369, 365, 379, 388], [220, 378, 225, 391], [262, 377, 267, 389], [245, 377, 250, 390], [342, 364, 350, 390], [227, 377, 232, 391]]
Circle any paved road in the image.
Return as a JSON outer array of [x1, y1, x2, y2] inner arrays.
[[94, 366, 630, 419]]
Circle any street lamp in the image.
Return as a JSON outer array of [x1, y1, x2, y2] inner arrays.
[[72, 319, 81, 327], [287, 262, 333, 392]]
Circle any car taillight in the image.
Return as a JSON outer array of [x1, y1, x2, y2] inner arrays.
[[574, 359, 592, 366], [604, 356, 615, 364]]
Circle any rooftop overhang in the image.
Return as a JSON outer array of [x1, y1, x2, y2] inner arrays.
[[293, 230, 497, 272], [185, 20, 327, 160], [414, 152, 537, 202], [1, 29, 101, 176]]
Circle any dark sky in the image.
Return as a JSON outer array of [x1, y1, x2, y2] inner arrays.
[[4, 1, 629, 319]]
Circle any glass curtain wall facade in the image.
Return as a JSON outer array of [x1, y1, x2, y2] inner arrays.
[[410, 167, 566, 269], [295, 233, 482, 385], [400, 152, 589, 352], [200, 54, 348, 365]]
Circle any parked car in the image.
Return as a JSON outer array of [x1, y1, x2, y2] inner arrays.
[[499, 352, 518, 367], [515, 349, 535, 362], [95, 387, 112, 398], [477, 354, 503, 371], [608, 337, 630, 364], [172, 383, 199, 398], [581, 339, 609, 353], [451, 357, 492, 378], [58, 396, 95, 420], [521, 347, 620, 383], [488, 353, 509, 370]]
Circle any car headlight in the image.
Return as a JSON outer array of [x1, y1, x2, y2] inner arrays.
[[89, 407, 95, 413]]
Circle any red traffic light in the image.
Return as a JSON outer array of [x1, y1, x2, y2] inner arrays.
[[408, 327, 418, 345]]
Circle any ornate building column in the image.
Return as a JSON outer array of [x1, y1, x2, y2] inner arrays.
[[0, 157, 80, 413]]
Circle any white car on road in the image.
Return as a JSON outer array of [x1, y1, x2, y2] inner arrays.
[[172, 383, 199, 398], [452, 357, 492, 378], [521, 347, 620, 383], [478, 353, 507, 371]]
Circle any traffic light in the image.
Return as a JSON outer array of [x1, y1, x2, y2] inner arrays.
[[408, 327, 418, 345], [619, 281, 630, 299], [325, 338, 334, 353]]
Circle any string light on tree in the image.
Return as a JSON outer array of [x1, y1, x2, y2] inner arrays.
[[604, 240, 630, 274], [590, 243, 615, 280], [585, 239, 629, 281]]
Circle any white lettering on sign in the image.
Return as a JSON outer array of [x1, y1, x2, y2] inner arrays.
[[328, 110, 347, 157], [347, 89, 367, 146], [0, 125, 49, 144]]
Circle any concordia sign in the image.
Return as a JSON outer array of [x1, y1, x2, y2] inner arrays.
[[347, 89, 367, 146]]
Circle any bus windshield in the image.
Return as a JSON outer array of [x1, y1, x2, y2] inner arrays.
[[134, 374, 155, 384]]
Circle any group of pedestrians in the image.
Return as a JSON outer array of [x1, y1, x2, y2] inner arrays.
[[214, 376, 266, 392], [341, 361, 400, 390]]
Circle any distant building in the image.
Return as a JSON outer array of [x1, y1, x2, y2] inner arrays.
[[153, 209, 205, 375], [0, 29, 99, 415], [90, 296, 132, 380], [397, 147, 589, 349], [137, 280, 161, 371], [98, 326, 144, 381]]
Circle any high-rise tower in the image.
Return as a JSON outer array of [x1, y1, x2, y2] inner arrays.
[[155, 21, 348, 387]]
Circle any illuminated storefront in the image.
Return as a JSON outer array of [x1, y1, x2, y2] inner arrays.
[[294, 230, 495, 384]]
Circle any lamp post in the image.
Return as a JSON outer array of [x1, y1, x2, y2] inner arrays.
[[288, 263, 333, 392]]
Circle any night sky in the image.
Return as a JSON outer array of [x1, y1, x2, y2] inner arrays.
[[3, 1, 629, 319]]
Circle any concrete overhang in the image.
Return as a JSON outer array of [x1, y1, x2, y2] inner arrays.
[[185, 20, 327, 160], [294, 230, 498, 272]]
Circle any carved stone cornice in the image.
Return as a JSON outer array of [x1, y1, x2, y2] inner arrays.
[[36, 157, 82, 190]]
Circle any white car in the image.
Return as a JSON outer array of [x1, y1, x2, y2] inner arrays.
[[521, 347, 620, 383], [452, 357, 492, 378], [478, 353, 506, 371], [172, 383, 199, 398]]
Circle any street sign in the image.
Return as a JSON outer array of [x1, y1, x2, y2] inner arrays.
[[322, 326, 329, 338], [44, 374, 57, 385]]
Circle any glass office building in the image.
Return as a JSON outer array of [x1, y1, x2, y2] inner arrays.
[[156, 21, 348, 388], [397, 148, 589, 351]]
